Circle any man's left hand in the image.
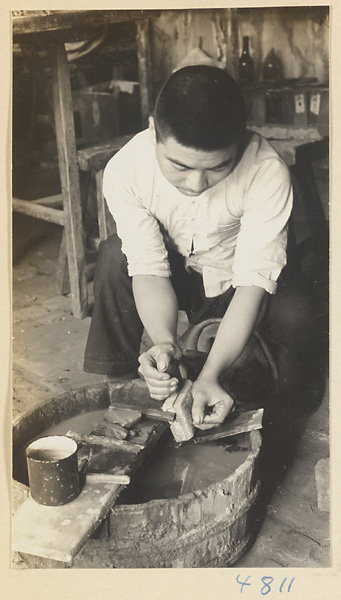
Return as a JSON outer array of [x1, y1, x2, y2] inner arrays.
[[191, 378, 234, 430]]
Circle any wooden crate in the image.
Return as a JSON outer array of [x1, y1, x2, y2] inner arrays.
[[72, 80, 141, 146]]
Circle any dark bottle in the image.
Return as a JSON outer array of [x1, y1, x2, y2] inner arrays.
[[239, 36, 255, 83], [263, 48, 283, 82]]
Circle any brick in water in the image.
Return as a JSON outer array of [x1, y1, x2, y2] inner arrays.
[[105, 406, 142, 428], [91, 420, 129, 440]]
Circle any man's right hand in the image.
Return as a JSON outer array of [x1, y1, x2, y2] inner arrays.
[[138, 343, 182, 400]]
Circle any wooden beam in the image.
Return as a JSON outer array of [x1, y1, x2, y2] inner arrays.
[[48, 36, 88, 318], [86, 473, 130, 485], [12, 10, 161, 38], [224, 8, 239, 80], [12, 197, 64, 225], [136, 19, 154, 127], [56, 230, 70, 295], [31, 193, 63, 207]]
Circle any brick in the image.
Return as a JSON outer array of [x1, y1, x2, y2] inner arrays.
[[315, 457, 330, 513]]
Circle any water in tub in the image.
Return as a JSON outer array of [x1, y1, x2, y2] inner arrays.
[[15, 409, 250, 502]]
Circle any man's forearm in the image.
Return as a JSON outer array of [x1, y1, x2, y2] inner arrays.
[[199, 286, 266, 382], [132, 275, 179, 345]]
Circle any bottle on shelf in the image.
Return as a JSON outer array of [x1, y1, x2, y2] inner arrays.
[[239, 36, 255, 84], [263, 48, 283, 82]]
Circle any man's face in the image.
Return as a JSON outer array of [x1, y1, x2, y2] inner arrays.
[[152, 127, 239, 197]]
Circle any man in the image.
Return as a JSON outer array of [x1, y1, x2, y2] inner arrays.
[[84, 65, 321, 429]]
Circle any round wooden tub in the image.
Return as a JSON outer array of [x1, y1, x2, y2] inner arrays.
[[12, 381, 262, 569]]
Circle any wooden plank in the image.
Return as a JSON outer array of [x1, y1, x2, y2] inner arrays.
[[56, 229, 70, 295], [13, 10, 160, 37], [32, 193, 63, 207], [250, 124, 322, 142], [12, 197, 64, 225], [66, 431, 144, 452], [194, 409, 264, 444], [125, 420, 169, 477], [56, 232, 96, 294], [77, 135, 133, 171], [265, 138, 325, 167], [12, 480, 29, 514], [228, 8, 240, 80], [49, 38, 88, 318], [12, 478, 122, 565], [86, 473, 130, 485], [250, 126, 325, 167], [136, 19, 154, 127], [95, 170, 108, 241]]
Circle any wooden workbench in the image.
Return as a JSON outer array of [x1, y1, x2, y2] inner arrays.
[[12, 10, 158, 318]]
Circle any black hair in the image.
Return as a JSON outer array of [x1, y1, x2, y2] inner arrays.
[[154, 65, 247, 151]]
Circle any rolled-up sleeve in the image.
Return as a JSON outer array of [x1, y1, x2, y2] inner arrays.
[[103, 164, 170, 278], [232, 159, 293, 294]]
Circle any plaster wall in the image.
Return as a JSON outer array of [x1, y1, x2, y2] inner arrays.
[[150, 7, 329, 95]]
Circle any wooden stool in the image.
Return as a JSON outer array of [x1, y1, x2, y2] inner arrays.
[[50, 135, 135, 298], [77, 134, 134, 242]]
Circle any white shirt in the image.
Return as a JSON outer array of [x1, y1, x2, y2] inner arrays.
[[103, 129, 293, 297]]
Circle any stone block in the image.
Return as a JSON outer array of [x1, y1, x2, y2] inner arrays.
[[315, 457, 330, 513]]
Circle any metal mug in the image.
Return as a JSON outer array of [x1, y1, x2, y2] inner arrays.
[[26, 435, 88, 506]]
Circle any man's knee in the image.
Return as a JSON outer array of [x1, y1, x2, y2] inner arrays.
[[265, 283, 319, 345], [94, 234, 128, 284]]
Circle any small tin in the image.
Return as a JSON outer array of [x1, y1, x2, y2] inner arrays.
[[26, 435, 81, 506]]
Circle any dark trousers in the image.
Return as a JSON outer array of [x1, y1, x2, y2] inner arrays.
[[84, 234, 327, 408]]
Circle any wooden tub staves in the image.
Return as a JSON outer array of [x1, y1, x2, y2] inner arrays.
[[12, 380, 262, 569]]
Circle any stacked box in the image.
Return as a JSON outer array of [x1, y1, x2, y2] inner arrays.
[[264, 89, 282, 124], [307, 85, 329, 136], [72, 80, 140, 146], [72, 90, 120, 146], [280, 87, 309, 126]]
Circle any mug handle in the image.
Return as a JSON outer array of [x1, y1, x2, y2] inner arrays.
[[78, 444, 93, 479]]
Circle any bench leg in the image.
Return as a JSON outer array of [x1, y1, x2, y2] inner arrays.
[[56, 230, 70, 295], [49, 38, 88, 318]]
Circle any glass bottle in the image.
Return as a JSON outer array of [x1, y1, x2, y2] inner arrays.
[[263, 48, 283, 82], [239, 36, 255, 83]]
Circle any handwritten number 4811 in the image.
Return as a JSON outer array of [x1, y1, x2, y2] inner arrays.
[[236, 575, 295, 595]]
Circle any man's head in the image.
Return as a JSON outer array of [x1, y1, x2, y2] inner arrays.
[[154, 65, 246, 150], [150, 65, 247, 196]]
